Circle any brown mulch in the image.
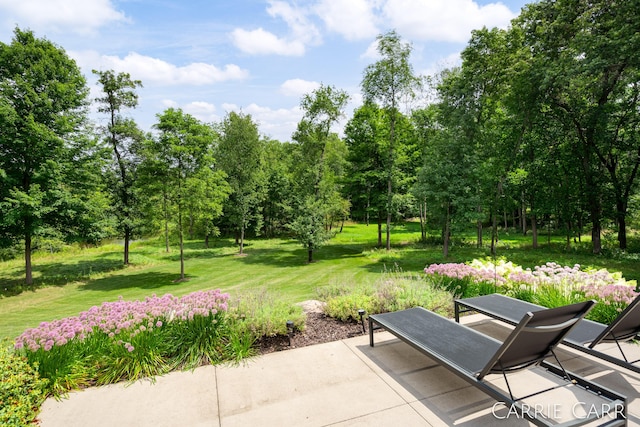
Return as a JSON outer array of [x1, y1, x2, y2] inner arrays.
[[256, 312, 368, 354]]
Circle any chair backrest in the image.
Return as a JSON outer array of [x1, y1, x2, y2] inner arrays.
[[590, 294, 640, 346], [477, 300, 595, 380]]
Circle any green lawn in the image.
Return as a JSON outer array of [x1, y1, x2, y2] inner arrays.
[[1, 221, 639, 340]]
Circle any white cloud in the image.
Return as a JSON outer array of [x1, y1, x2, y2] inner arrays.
[[267, 1, 321, 44], [382, 0, 516, 43], [360, 39, 381, 60], [0, 0, 127, 34], [280, 79, 320, 97], [161, 100, 179, 109], [73, 51, 249, 86], [314, 0, 379, 40], [183, 101, 219, 123], [230, 28, 306, 56], [230, 0, 320, 56]]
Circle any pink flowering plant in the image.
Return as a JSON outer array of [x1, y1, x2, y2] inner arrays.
[[582, 283, 639, 324], [424, 259, 638, 324], [14, 290, 235, 395], [423, 262, 506, 298]]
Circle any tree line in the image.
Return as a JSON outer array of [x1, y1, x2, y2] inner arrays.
[[2, 0, 639, 284]]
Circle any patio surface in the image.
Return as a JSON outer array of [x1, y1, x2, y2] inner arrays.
[[38, 314, 640, 426]]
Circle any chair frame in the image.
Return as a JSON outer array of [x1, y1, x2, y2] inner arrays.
[[369, 304, 627, 427], [455, 293, 640, 374]]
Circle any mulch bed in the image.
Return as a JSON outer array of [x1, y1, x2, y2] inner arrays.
[[256, 312, 368, 354]]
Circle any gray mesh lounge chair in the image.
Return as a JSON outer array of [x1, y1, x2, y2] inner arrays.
[[455, 293, 640, 374], [369, 302, 627, 427]]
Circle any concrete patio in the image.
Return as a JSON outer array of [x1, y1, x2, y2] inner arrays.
[[38, 314, 640, 426]]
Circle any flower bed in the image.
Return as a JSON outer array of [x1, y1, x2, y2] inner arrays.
[[424, 259, 638, 325], [12, 289, 279, 397]]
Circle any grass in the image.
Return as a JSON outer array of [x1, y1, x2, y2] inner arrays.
[[1, 221, 639, 340]]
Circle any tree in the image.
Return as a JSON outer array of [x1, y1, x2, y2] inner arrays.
[[93, 69, 144, 265], [362, 30, 421, 250], [152, 108, 228, 280], [343, 102, 389, 246], [291, 84, 349, 262], [217, 112, 264, 255], [260, 139, 296, 237], [0, 28, 89, 284], [512, 0, 640, 253], [414, 117, 480, 257]]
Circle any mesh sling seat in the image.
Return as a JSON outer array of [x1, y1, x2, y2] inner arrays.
[[369, 302, 627, 427], [455, 293, 640, 375]]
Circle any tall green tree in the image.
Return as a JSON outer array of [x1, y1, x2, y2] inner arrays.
[[93, 69, 144, 265], [362, 30, 421, 250], [291, 84, 349, 262], [153, 108, 228, 280], [512, 0, 640, 253], [344, 102, 389, 246], [260, 139, 296, 237], [0, 28, 89, 284], [217, 111, 264, 255]]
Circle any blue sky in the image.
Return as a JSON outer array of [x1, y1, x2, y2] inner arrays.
[[0, 0, 530, 142]]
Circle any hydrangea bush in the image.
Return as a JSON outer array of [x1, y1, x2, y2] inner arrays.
[[424, 259, 638, 324]]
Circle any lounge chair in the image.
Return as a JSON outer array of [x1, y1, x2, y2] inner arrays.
[[369, 302, 627, 427], [455, 293, 640, 375]]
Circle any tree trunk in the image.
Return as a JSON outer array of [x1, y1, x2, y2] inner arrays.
[[386, 110, 395, 252], [377, 216, 383, 247], [365, 191, 370, 226], [591, 220, 602, 255], [239, 221, 245, 255], [616, 199, 628, 250], [531, 214, 538, 249], [521, 195, 527, 235], [419, 202, 427, 242], [307, 242, 313, 263], [179, 209, 185, 280], [163, 189, 170, 253], [584, 171, 602, 254], [124, 227, 130, 265], [477, 205, 483, 248], [25, 232, 32, 285], [387, 180, 393, 251], [443, 201, 451, 257], [490, 211, 498, 256]]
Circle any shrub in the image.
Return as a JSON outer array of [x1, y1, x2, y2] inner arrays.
[[319, 269, 454, 320], [0, 342, 47, 426], [325, 292, 377, 322], [228, 289, 306, 338]]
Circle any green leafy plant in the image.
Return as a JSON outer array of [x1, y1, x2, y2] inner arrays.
[[228, 289, 306, 338], [0, 342, 47, 426], [320, 268, 454, 320]]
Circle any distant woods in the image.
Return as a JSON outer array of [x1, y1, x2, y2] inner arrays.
[[2, 0, 640, 282]]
